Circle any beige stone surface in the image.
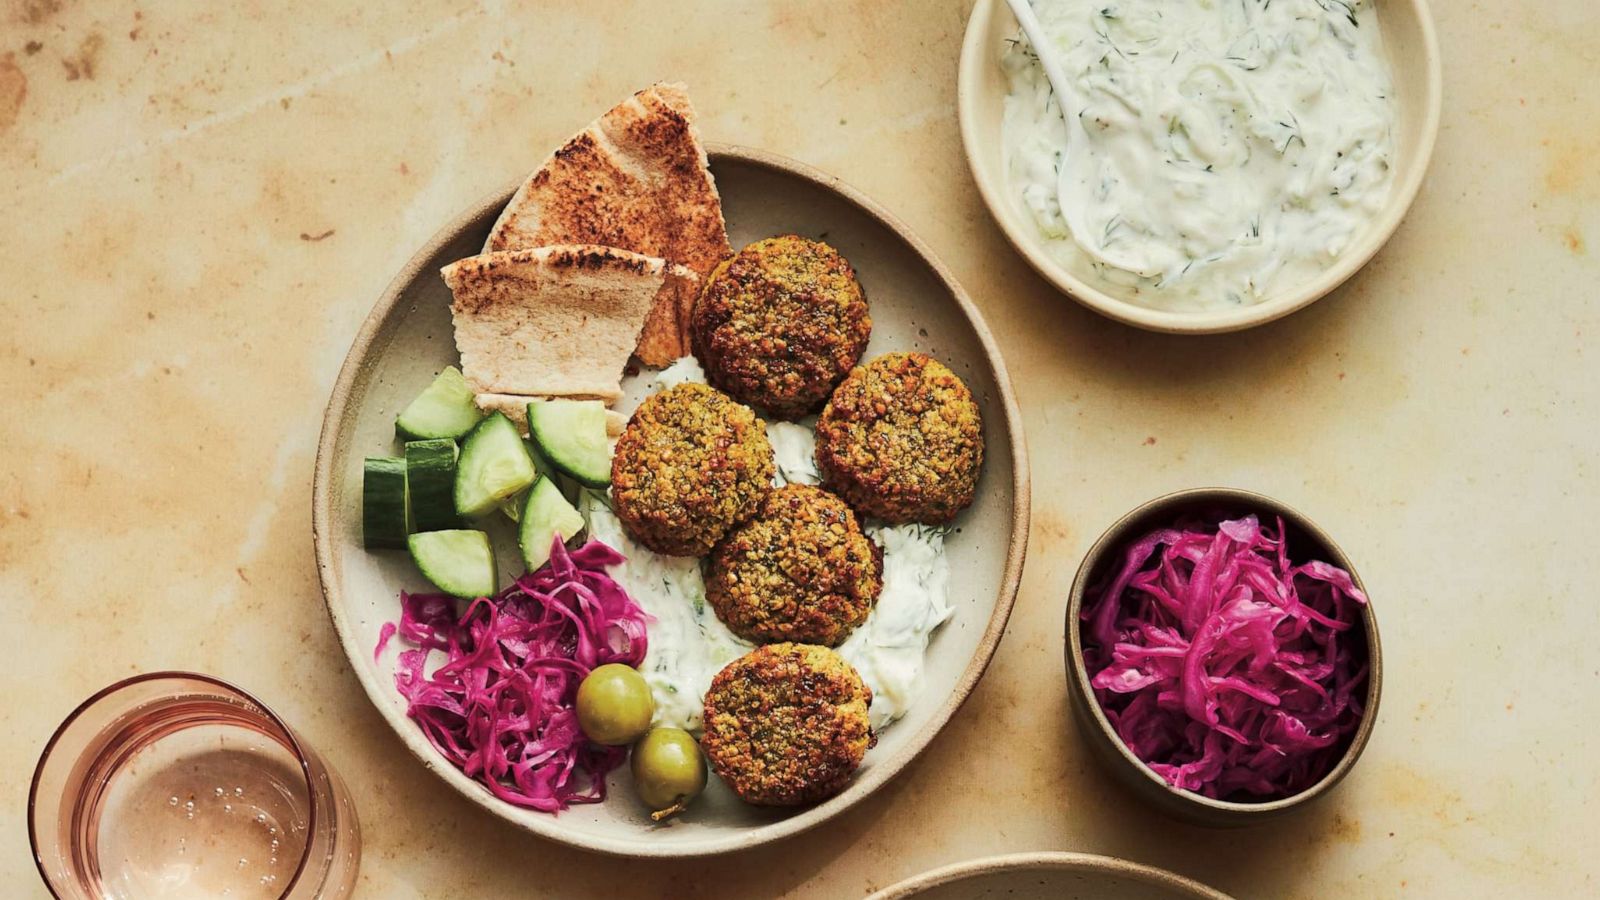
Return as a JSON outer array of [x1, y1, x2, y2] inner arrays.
[[1, 1, 1595, 897]]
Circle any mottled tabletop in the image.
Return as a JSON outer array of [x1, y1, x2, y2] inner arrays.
[[2, 1, 1596, 897]]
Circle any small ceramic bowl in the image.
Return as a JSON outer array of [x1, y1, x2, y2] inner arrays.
[[1064, 488, 1382, 826], [957, 0, 1442, 333], [868, 851, 1231, 899]]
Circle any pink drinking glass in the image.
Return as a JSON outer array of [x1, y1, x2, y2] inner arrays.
[[30, 672, 361, 899]]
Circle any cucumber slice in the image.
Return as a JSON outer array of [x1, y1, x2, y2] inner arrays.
[[362, 457, 409, 549], [408, 530, 497, 598], [518, 477, 587, 572], [498, 487, 529, 522], [527, 400, 612, 489], [551, 473, 583, 506], [524, 438, 583, 506], [396, 366, 482, 440], [405, 439, 459, 532], [454, 412, 538, 517], [524, 436, 553, 477]]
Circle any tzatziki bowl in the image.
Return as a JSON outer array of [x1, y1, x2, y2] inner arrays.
[[958, 0, 1441, 333]]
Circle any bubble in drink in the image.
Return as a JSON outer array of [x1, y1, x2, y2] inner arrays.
[[95, 721, 311, 900], [31, 675, 362, 900]]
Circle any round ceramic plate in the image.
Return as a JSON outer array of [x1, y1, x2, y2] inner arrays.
[[312, 145, 1029, 856], [868, 852, 1231, 900]]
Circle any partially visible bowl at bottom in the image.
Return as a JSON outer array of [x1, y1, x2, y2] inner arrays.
[[868, 851, 1231, 899]]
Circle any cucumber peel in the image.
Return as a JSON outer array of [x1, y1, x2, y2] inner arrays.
[[362, 457, 409, 549], [405, 439, 459, 532]]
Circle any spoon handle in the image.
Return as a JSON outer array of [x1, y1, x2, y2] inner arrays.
[[1003, 0, 1161, 276], [1001, 0, 1077, 115]]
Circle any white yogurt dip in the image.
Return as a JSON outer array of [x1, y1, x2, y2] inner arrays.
[[587, 362, 954, 732], [1001, 0, 1397, 310]]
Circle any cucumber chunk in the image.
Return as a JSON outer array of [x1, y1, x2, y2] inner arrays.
[[527, 399, 612, 489], [454, 412, 538, 517], [498, 490, 527, 522], [362, 457, 409, 549], [405, 439, 459, 532], [524, 436, 554, 477], [408, 530, 497, 598], [396, 366, 482, 440], [524, 438, 582, 505], [518, 477, 587, 572]]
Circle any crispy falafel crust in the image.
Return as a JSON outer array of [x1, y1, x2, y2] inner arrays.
[[692, 236, 872, 419], [701, 643, 875, 807], [815, 352, 984, 525], [707, 485, 882, 646], [610, 383, 774, 557]]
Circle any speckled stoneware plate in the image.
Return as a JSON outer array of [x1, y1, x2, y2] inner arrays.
[[958, 0, 1442, 333], [867, 852, 1232, 900], [312, 145, 1029, 857]]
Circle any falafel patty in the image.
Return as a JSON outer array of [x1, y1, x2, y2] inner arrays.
[[691, 236, 871, 420], [610, 383, 775, 556], [706, 484, 882, 646], [701, 643, 874, 806], [815, 352, 984, 525]]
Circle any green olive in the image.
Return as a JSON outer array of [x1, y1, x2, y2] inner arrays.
[[631, 727, 707, 819], [575, 664, 654, 746]]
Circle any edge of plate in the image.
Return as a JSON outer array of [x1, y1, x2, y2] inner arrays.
[[865, 851, 1233, 900], [312, 143, 1031, 857]]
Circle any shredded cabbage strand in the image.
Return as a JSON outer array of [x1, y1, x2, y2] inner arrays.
[[375, 538, 650, 812], [1082, 515, 1369, 800]]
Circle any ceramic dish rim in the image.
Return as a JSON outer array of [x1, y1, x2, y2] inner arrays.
[[865, 850, 1233, 899]]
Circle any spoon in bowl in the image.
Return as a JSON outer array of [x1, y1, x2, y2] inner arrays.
[[1002, 0, 1160, 277]]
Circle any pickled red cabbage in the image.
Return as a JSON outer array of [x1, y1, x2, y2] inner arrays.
[[376, 538, 650, 812], [1081, 514, 1368, 800]]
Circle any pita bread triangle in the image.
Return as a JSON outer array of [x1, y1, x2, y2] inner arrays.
[[485, 82, 730, 364], [443, 245, 669, 403]]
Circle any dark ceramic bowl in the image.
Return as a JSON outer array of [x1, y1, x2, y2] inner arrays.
[[1064, 487, 1382, 827]]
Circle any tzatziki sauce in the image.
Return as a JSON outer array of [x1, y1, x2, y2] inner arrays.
[[587, 361, 954, 733], [1001, 0, 1397, 310]]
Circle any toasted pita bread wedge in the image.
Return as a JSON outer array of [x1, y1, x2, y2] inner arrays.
[[486, 82, 730, 363], [444, 245, 668, 402], [474, 392, 627, 438], [634, 264, 700, 367]]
